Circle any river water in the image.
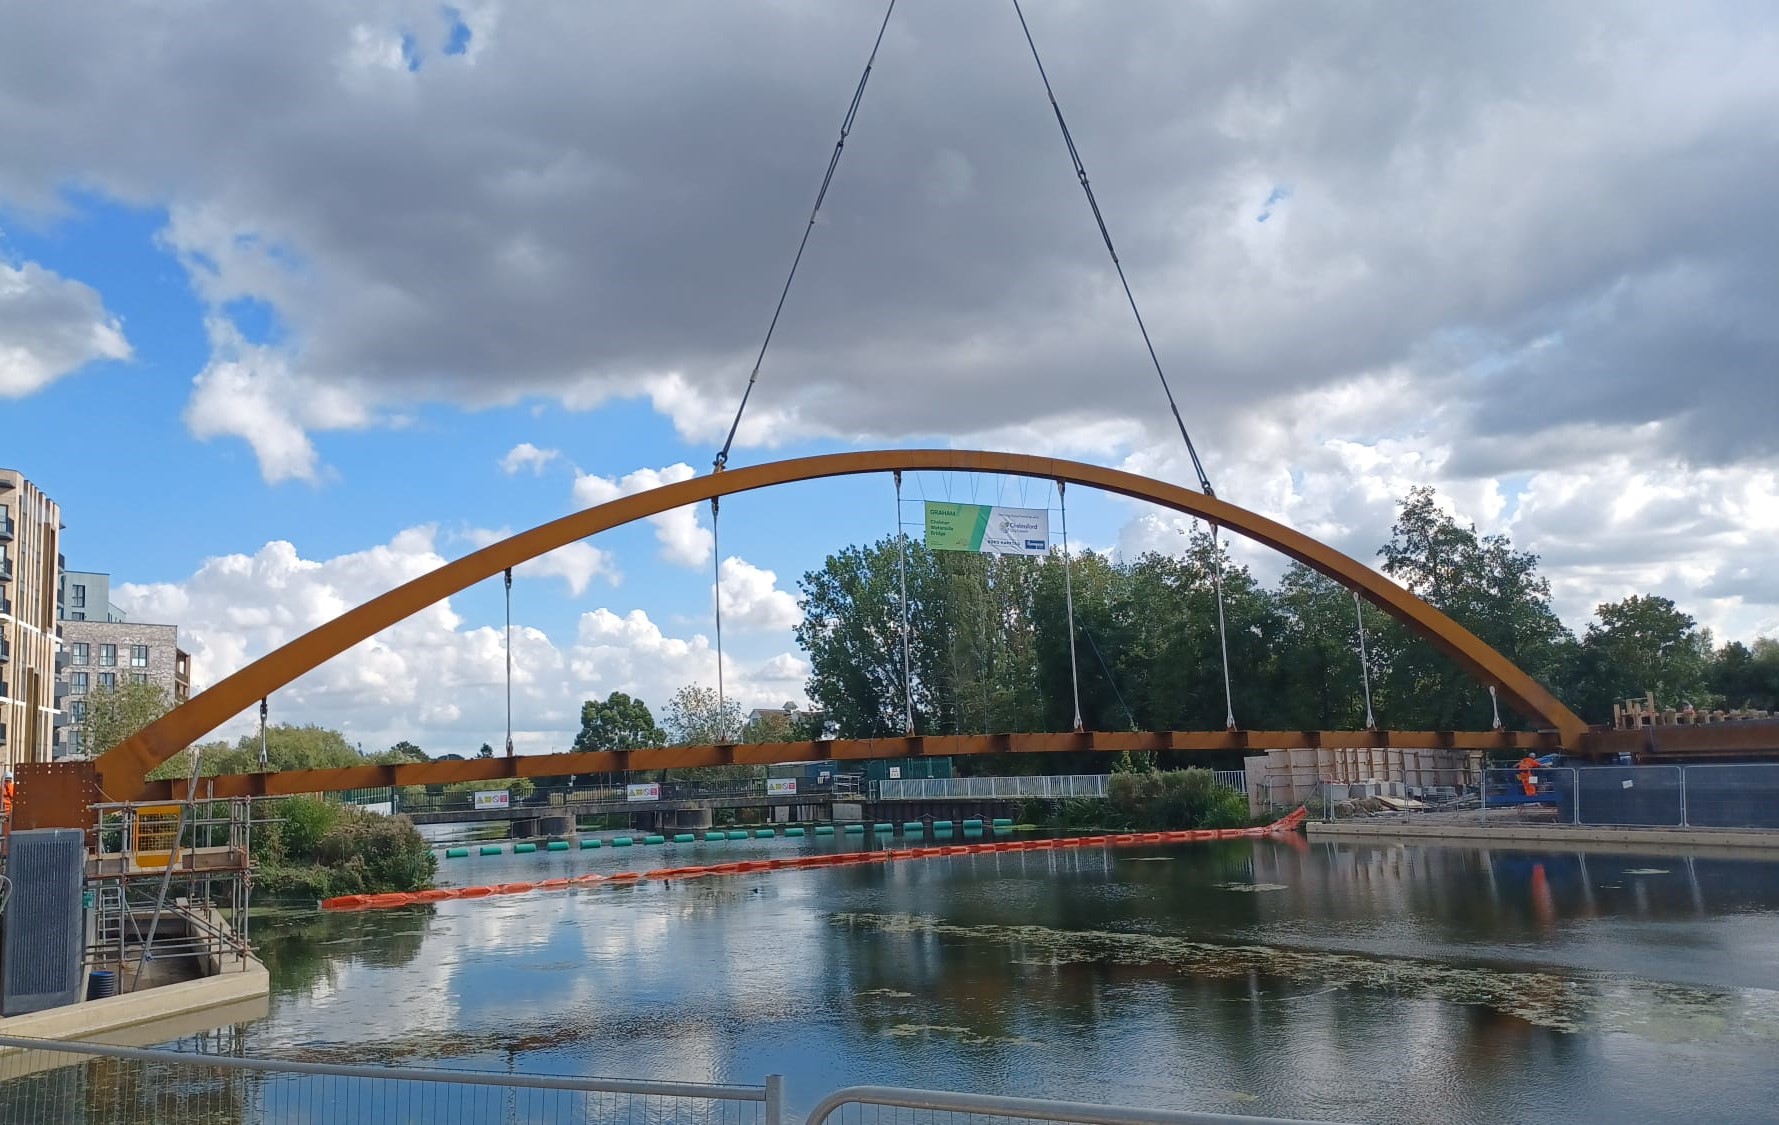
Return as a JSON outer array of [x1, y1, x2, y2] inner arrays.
[[229, 832, 1779, 1124]]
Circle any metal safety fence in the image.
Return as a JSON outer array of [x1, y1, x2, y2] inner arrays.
[[1479, 763, 1779, 830], [803, 1086, 1345, 1125], [0, 1035, 780, 1125], [873, 775, 1110, 801]]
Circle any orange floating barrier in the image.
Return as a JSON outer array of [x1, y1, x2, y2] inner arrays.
[[1112, 834, 1138, 845], [416, 888, 458, 902], [457, 886, 494, 898], [538, 878, 572, 890], [570, 873, 606, 884], [493, 883, 534, 895], [643, 870, 677, 879], [320, 894, 371, 911], [1139, 833, 1164, 843], [607, 872, 641, 881]]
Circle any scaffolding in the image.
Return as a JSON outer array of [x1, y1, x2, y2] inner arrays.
[[85, 798, 257, 992]]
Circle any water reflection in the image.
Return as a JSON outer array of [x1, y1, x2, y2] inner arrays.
[[216, 838, 1779, 1123]]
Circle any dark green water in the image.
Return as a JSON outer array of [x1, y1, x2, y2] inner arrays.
[[232, 834, 1779, 1123]]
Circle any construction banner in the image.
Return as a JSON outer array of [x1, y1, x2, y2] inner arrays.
[[924, 502, 1049, 556]]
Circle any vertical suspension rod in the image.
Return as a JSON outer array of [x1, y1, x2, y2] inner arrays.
[[504, 567, 514, 757], [711, 498, 726, 722], [1059, 481, 1084, 732], [894, 472, 915, 735], [1354, 590, 1376, 729]]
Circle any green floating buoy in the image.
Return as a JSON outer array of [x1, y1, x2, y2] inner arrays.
[[785, 827, 806, 837], [513, 842, 538, 854], [673, 833, 696, 843], [479, 845, 503, 856], [843, 824, 865, 834], [873, 823, 894, 833], [726, 830, 750, 840], [705, 831, 727, 841], [546, 840, 571, 852], [445, 847, 470, 858], [644, 835, 666, 845], [581, 838, 601, 848], [962, 819, 984, 829], [902, 821, 924, 833], [933, 820, 954, 831], [613, 836, 633, 846], [992, 818, 1014, 827], [753, 828, 775, 838], [814, 826, 835, 836], [933, 829, 954, 839]]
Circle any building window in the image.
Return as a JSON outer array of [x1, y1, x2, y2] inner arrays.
[[71, 700, 86, 722], [99, 644, 116, 666], [131, 645, 149, 667], [98, 672, 116, 690], [72, 672, 89, 692], [131, 673, 148, 685], [72, 643, 88, 665], [72, 612, 86, 621], [71, 584, 87, 609]]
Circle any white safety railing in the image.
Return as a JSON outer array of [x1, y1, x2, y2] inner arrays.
[[0, 1035, 781, 1125], [873, 775, 1110, 801], [804, 1085, 1347, 1125]]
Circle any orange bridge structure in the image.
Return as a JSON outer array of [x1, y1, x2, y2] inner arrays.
[[16, 449, 1766, 832]]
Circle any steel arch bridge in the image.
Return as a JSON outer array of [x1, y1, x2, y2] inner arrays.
[[24, 450, 1588, 827]]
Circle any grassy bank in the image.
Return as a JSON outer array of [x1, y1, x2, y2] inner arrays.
[[254, 797, 437, 899]]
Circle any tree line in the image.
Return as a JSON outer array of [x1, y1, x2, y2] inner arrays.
[[791, 486, 1778, 741]]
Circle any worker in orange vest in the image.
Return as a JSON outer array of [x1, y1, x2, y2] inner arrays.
[[2, 771, 14, 821], [1516, 755, 1541, 797]]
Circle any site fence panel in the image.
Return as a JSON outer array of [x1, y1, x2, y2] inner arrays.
[[1678, 764, 1779, 830], [0, 1036, 778, 1125], [803, 1085, 1344, 1125], [873, 776, 1111, 802], [1573, 765, 1683, 827]]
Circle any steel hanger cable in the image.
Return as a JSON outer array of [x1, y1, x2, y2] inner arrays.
[[715, 0, 899, 474]]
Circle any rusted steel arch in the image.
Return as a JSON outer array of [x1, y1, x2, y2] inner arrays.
[[94, 449, 1588, 799]]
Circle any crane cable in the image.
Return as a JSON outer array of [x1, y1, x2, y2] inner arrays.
[[714, 0, 899, 475], [504, 567, 514, 756], [1013, 0, 1238, 729], [712, 498, 726, 724], [1353, 590, 1376, 729]]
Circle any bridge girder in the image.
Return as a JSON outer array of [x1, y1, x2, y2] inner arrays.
[[92, 448, 1589, 806]]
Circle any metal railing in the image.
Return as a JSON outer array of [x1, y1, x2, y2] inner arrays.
[[1478, 763, 1779, 830], [0, 1035, 781, 1125], [873, 775, 1110, 801], [804, 1086, 1343, 1125]]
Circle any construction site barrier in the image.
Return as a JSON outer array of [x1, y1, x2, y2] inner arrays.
[[321, 807, 1308, 912]]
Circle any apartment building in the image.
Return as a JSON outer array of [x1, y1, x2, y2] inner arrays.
[[57, 571, 192, 757], [0, 468, 65, 767]]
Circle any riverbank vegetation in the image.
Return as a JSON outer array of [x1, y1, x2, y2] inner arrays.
[[1022, 767, 1252, 832], [254, 796, 436, 899]]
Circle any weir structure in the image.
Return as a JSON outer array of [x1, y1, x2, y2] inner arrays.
[[15, 446, 1707, 833]]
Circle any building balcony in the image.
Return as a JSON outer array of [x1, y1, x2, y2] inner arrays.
[[0, 722, 7, 745], [0, 513, 13, 541], [0, 556, 12, 582], [54, 676, 69, 700], [0, 678, 8, 699], [0, 637, 9, 663], [0, 595, 12, 616]]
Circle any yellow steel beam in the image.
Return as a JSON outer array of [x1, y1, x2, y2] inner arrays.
[[97, 449, 1589, 803]]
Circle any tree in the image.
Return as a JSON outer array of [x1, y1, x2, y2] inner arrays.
[[741, 704, 819, 743], [147, 723, 365, 781], [1711, 638, 1779, 711], [379, 740, 428, 764], [662, 684, 743, 745], [80, 681, 173, 757], [476, 742, 494, 759], [573, 691, 665, 751], [1566, 595, 1715, 719]]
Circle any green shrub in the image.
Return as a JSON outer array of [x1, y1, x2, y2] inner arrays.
[[1106, 768, 1250, 830]]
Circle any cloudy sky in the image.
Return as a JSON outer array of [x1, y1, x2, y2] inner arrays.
[[3, 1, 1774, 753]]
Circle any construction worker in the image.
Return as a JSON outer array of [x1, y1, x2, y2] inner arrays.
[[2, 771, 14, 821], [1516, 754, 1541, 798]]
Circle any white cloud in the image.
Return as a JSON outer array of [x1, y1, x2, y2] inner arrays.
[[460, 527, 616, 597], [183, 320, 374, 484], [716, 557, 802, 632], [113, 528, 807, 755], [498, 442, 559, 475], [0, 258, 130, 396], [571, 463, 712, 568]]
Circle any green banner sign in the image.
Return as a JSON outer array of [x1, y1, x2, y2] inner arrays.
[[924, 502, 1049, 556]]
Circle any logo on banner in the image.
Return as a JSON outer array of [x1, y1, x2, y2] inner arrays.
[[923, 502, 1049, 556]]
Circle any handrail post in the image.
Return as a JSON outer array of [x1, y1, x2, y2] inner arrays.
[[764, 1073, 784, 1125]]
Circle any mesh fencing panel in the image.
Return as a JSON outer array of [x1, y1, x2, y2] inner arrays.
[[1679, 765, 1779, 829]]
